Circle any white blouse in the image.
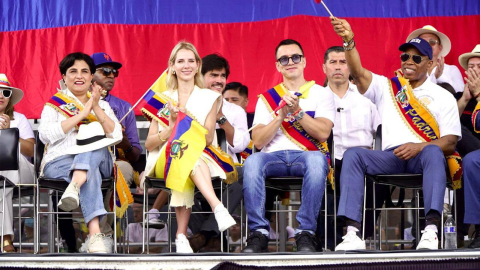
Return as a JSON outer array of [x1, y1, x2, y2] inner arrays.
[[38, 89, 122, 169]]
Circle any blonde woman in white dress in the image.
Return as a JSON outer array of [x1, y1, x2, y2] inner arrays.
[[144, 42, 235, 253]]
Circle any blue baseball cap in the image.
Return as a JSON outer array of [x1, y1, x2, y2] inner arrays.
[[91, 52, 122, 69], [399, 38, 433, 60]]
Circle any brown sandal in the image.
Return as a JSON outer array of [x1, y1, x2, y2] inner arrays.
[[2, 240, 15, 253]]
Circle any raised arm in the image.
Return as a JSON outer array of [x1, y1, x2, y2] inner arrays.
[[331, 17, 373, 94]]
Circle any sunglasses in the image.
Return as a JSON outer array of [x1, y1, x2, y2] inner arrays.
[[426, 40, 440, 46], [96, 67, 119, 78], [400, 53, 428, 64], [1, 89, 12, 98], [277, 54, 303, 66]]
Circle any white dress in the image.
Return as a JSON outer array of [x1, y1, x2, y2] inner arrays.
[[144, 86, 223, 208]]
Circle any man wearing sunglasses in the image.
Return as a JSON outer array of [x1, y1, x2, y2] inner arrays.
[[331, 18, 461, 251], [406, 26, 464, 93], [242, 39, 335, 253]]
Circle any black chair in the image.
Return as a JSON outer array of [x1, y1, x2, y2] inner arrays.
[[362, 124, 453, 250], [34, 132, 118, 253], [141, 129, 231, 253], [251, 132, 335, 251]]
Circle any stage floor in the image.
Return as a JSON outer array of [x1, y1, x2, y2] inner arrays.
[[0, 250, 480, 270]]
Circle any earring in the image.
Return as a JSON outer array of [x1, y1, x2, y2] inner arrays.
[[173, 71, 176, 75]]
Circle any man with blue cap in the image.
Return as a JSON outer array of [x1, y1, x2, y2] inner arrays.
[[330, 17, 461, 251]]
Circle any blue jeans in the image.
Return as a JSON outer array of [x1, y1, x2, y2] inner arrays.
[[243, 150, 328, 235], [338, 145, 446, 223], [43, 148, 113, 224], [463, 149, 480, 225]]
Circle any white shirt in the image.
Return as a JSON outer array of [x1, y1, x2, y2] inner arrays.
[[428, 63, 465, 93], [10, 111, 35, 160], [39, 89, 122, 167], [217, 99, 250, 163], [364, 73, 461, 150], [253, 84, 335, 153], [329, 84, 381, 160]]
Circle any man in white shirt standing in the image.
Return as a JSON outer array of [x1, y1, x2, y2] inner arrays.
[[331, 18, 461, 251], [407, 25, 464, 93], [186, 54, 250, 252], [242, 39, 335, 253], [319, 46, 381, 249]]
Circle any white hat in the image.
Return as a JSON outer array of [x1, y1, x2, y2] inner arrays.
[[406, 25, 451, 57], [66, 121, 121, 154], [0, 74, 24, 106], [458, 44, 480, 70]]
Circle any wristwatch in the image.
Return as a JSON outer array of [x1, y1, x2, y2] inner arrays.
[[217, 116, 227, 125], [294, 110, 305, 121]]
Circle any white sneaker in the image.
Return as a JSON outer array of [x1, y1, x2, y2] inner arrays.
[[416, 230, 439, 250], [88, 233, 107, 253], [175, 233, 193, 253], [58, 182, 80, 212], [80, 234, 113, 253], [214, 204, 236, 232], [335, 231, 366, 251]]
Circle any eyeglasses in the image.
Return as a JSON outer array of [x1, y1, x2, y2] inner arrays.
[[277, 54, 303, 66], [96, 67, 119, 78], [400, 53, 428, 64], [1, 89, 12, 98], [426, 40, 440, 46]]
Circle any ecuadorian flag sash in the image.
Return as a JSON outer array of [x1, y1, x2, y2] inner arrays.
[[472, 102, 480, 133], [390, 75, 462, 189], [258, 82, 334, 188], [45, 92, 98, 128]]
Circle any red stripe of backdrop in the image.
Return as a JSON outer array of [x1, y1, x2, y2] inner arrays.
[[1, 15, 479, 119]]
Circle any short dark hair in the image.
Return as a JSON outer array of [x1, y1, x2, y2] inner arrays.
[[275, 39, 304, 58], [201, 53, 230, 79], [324, 46, 345, 64], [59, 52, 96, 76], [223, 82, 248, 97]]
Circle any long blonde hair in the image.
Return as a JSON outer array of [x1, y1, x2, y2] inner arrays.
[[166, 41, 204, 90]]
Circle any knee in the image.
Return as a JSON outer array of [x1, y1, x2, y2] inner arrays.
[[343, 147, 367, 163], [422, 144, 443, 155], [303, 152, 328, 171]]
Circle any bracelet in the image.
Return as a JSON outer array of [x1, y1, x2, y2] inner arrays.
[[124, 144, 134, 153], [158, 132, 167, 142], [475, 91, 480, 99], [345, 40, 356, 51], [292, 108, 302, 117], [342, 33, 354, 44]]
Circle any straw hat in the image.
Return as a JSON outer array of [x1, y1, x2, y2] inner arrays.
[[406, 25, 451, 57], [66, 121, 121, 154], [0, 74, 24, 106], [458, 44, 480, 70]]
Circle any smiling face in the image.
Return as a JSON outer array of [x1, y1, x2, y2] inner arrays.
[[419, 33, 443, 60], [170, 49, 199, 84], [400, 46, 433, 86], [275, 44, 306, 81], [62, 60, 93, 96], [203, 68, 227, 93], [323, 51, 349, 86]]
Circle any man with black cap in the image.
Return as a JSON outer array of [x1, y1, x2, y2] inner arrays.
[[330, 18, 461, 251]]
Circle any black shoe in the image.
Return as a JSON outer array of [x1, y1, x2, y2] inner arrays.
[[295, 231, 318, 252], [241, 231, 269, 253], [144, 217, 166, 230], [468, 229, 480, 249]]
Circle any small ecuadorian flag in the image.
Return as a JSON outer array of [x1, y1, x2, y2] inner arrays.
[[162, 111, 207, 192]]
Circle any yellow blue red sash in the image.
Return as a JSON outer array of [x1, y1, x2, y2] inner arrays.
[[390, 75, 462, 189], [110, 163, 133, 218], [258, 83, 334, 187], [240, 141, 254, 160], [45, 92, 98, 128], [472, 102, 480, 133], [141, 91, 238, 184]]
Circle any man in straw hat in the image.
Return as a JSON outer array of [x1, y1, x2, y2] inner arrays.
[[330, 18, 461, 251], [457, 44, 480, 249], [406, 25, 464, 93]]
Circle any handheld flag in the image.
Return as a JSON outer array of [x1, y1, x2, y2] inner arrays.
[[314, 0, 334, 17]]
